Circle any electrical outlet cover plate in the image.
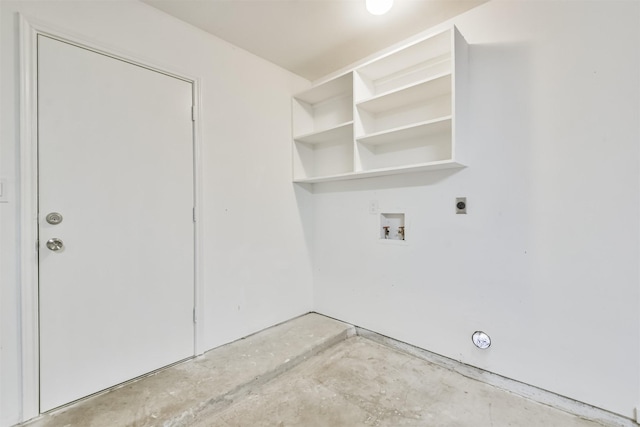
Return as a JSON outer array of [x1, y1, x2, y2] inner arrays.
[[472, 331, 491, 349], [456, 197, 467, 214]]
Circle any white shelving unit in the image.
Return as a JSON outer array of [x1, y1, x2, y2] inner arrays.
[[292, 73, 354, 180], [292, 26, 468, 183]]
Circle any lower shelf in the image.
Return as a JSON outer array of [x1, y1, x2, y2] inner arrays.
[[293, 138, 354, 180], [293, 160, 465, 184]]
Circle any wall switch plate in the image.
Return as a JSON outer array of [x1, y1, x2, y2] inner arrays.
[[0, 178, 8, 203], [369, 200, 379, 214], [456, 197, 467, 214]]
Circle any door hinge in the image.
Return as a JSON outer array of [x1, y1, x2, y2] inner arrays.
[[191, 105, 196, 122], [193, 308, 197, 324], [192, 207, 196, 223]]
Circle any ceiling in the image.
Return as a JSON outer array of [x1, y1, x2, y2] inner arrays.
[[141, 0, 487, 81]]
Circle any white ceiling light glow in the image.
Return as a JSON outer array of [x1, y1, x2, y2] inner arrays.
[[366, 0, 393, 15]]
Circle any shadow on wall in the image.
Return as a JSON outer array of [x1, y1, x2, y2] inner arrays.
[[292, 182, 315, 257], [466, 40, 534, 176], [459, 40, 537, 362], [308, 168, 462, 194]]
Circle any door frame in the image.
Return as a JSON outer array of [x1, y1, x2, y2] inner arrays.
[[18, 14, 205, 421]]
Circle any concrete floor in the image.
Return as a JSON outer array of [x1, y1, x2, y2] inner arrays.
[[190, 337, 607, 427], [25, 314, 611, 427]]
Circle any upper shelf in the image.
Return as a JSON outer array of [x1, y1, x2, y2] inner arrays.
[[293, 72, 353, 105], [356, 73, 451, 114], [292, 73, 353, 137], [356, 116, 452, 146], [356, 31, 452, 82], [355, 53, 452, 102], [294, 121, 354, 144]]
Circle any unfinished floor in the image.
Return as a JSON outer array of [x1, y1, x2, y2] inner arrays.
[[25, 313, 613, 427]]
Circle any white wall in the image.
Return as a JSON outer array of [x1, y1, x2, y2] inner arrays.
[[0, 1, 312, 425], [312, 0, 639, 419]]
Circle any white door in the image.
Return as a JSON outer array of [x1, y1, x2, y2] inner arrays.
[[38, 35, 195, 412]]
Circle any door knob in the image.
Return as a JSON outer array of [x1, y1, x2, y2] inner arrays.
[[46, 238, 64, 252]]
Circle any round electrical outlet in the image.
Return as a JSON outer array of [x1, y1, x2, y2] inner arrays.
[[472, 331, 491, 349]]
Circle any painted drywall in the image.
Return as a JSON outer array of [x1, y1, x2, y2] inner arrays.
[[311, 0, 639, 420], [0, 1, 312, 425]]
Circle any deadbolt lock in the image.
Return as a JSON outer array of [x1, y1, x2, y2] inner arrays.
[[46, 212, 63, 225]]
